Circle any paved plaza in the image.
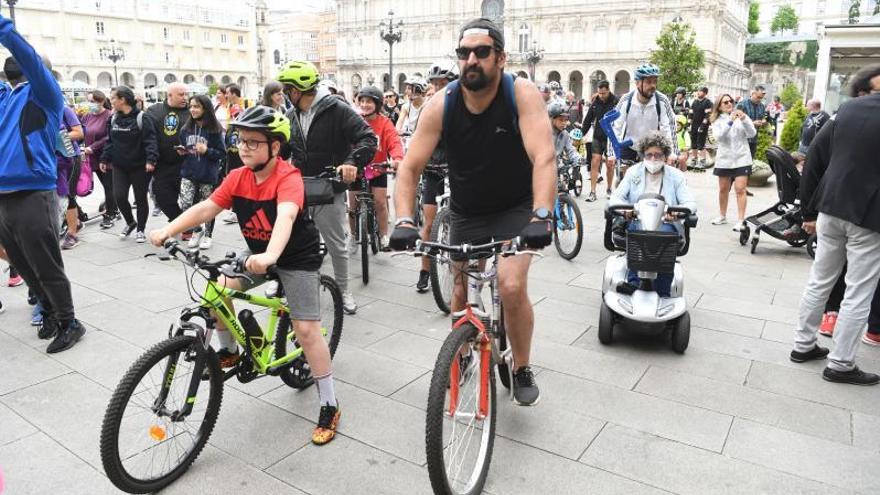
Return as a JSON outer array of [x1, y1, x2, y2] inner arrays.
[[1, 171, 878, 494]]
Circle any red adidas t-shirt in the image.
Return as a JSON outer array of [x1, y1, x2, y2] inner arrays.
[[211, 157, 322, 270]]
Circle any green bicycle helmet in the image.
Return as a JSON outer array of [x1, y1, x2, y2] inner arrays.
[[277, 60, 320, 92], [230, 105, 291, 143], [634, 63, 661, 81]]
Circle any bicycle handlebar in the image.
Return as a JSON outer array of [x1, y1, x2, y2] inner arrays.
[[394, 239, 543, 259]]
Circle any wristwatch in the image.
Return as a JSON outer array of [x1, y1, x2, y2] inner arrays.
[[532, 208, 551, 221]]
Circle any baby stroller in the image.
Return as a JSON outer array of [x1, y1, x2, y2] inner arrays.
[[741, 145, 817, 257]]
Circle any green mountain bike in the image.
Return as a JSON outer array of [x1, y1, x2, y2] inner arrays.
[[99, 240, 343, 494]]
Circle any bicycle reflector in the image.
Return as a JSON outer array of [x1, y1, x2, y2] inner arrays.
[[149, 424, 167, 442]]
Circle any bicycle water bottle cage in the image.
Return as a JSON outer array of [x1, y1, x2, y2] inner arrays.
[[599, 109, 633, 159]]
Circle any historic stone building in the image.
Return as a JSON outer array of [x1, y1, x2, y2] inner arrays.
[[335, 0, 750, 99], [1, 0, 267, 99]]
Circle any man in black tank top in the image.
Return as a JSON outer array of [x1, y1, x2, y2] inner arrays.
[[390, 18, 557, 406]]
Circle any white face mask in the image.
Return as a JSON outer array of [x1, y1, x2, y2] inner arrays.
[[644, 159, 665, 174]]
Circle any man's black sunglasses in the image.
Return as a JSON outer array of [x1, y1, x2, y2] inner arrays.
[[455, 45, 494, 60]]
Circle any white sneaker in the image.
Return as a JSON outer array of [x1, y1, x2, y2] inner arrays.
[[199, 235, 213, 250], [711, 217, 728, 225], [342, 291, 357, 315], [188, 231, 203, 249]]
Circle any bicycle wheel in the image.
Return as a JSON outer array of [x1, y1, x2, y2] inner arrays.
[[359, 207, 370, 285], [101, 335, 223, 494], [572, 167, 583, 197], [553, 193, 584, 260], [277, 275, 344, 389], [426, 324, 496, 495], [495, 312, 511, 390], [429, 208, 454, 314], [369, 210, 380, 255]]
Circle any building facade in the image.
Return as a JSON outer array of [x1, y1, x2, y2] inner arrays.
[[335, 0, 750, 100], [1, 0, 263, 99], [267, 9, 337, 82]]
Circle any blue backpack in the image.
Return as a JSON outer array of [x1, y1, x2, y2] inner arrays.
[[441, 72, 519, 140]]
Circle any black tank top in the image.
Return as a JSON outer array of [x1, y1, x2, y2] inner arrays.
[[445, 80, 532, 215]]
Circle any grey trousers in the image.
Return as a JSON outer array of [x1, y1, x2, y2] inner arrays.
[[794, 213, 880, 371], [310, 192, 350, 293], [0, 190, 75, 322]]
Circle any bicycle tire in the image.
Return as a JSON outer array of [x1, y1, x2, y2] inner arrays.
[[100, 335, 223, 494], [495, 312, 511, 390], [370, 210, 380, 255], [553, 193, 584, 260], [426, 324, 496, 495], [572, 167, 583, 197], [277, 275, 344, 389], [429, 208, 453, 314], [360, 208, 370, 285]]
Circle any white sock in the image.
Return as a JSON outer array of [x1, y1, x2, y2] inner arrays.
[[314, 372, 337, 407], [216, 329, 238, 352]]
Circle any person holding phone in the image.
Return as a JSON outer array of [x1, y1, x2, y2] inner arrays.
[[709, 94, 756, 231]]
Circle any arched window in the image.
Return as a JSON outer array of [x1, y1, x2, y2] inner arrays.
[[273, 49, 281, 65], [518, 23, 530, 53]]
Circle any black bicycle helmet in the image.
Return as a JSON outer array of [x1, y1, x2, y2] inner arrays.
[[547, 100, 567, 119], [675, 86, 687, 95], [357, 86, 383, 109], [229, 105, 291, 143], [426, 61, 458, 81]]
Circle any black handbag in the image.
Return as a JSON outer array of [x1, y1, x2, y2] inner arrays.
[[303, 177, 335, 206]]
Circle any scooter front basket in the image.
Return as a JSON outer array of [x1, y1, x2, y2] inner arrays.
[[626, 231, 679, 274]]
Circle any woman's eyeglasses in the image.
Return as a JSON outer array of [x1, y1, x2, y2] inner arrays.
[[721, 99, 733, 105], [643, 152, 666, 160], [455, 45, 493, 60]]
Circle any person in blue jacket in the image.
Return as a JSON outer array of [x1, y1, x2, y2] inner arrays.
[[177, 94, 226, 250], [0, 13, 85, 353]]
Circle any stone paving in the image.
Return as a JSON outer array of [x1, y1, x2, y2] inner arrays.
[[1, 171, 879, 494]]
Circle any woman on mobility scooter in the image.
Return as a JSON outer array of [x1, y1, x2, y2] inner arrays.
[[601, 131, 698, 352]]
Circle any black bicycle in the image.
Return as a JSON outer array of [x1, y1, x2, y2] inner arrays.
[[351, 162, 393, 284]]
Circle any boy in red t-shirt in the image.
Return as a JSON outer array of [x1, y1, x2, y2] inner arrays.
[[150, 106, 341, 445], [348, 86, 403, 250]]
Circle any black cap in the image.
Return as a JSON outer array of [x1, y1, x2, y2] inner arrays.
[[459, 18, 504, 51], [3, 57, 22, 81]]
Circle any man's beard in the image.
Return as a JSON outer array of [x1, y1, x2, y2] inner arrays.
[[638, 87, 655, 100], [461, 64, 490, 91]]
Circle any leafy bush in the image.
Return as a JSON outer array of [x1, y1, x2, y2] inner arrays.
[[780, 100, 807, 152], [755, 123, 775, 162], [779, 83, 802, 109]]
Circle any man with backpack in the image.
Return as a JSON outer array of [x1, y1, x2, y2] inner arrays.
[[607, 64, 678, 177], [390, 18, 557, 406], [0, 13, 84, 353]]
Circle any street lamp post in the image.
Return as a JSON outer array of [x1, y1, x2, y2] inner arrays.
[[2, 0, 18, 27], [379, 10, 403, 92], [523, 40, 545, 82], [99, 39, 125, 87]]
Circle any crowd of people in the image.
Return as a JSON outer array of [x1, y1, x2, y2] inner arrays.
[[2, 10, 879, 452]]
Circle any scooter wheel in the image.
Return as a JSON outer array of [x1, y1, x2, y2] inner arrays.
[[598, 301, 614, 345], [671, 312, 690, 354], [750, 236, 759, 254]]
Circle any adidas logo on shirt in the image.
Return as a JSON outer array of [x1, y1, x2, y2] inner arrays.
[[242, 209, 273, 241]]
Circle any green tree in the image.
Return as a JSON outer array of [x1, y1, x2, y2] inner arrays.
[[795, 40, 819, 69], [849, 0, 861, 23], [780, 100, 807, 152], [874, 0, 879, 15], [748, 2, 761, 35], [771, 5, 799, 35], [744, 42, 792, 65], [208, 82, 219, 96], [754, 123, 775, 162], [649, 22, 705, 97], [779, 83, 803, 109]]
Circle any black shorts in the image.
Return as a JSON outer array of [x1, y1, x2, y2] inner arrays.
[[348, 174, 388, 192], [591, 137, 607, 157], [421, 169, 446, 206], [714, 166, 752, 177], [690, 130, 708, 150], [449, 202, 531, 260]]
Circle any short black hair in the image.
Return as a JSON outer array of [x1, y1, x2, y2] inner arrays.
[[226, 84, 241, 97], [3, 56, 22, 82], [754, 84, 766, 91], [597, 80, 610, 89], [699, 86, 709, 93], [849, 63, 880, 97], [112, 85, 137, 109]]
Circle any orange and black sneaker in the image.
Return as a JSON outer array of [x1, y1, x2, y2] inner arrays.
[[312, 404, 341, 445], [216, 348, 241, 368]]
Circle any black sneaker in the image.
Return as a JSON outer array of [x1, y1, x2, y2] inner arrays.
[[416, 270, 430, 293], [822, 366, 880, 386], [512, 366, 540, 406], [746, 190, 754, 197], [27, 289, 38, 306], [790, 345, 830, 363], [312, 403, 341, 445], [100, 214, 116, 229], [119, 222, 137, 239], [38, 314, 59, 340], [46, 319, 85, 353]]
